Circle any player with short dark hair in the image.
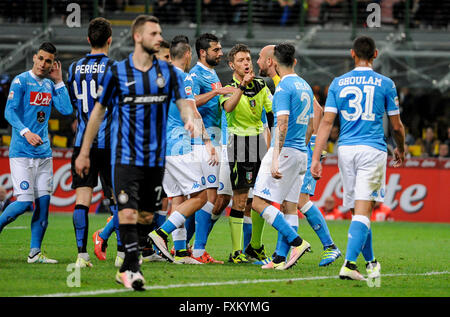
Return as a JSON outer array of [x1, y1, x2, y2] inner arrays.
[[311, 35, 405, 282], [75, 15, 194, 290], [67, 17, 122, 268], [257, 44, 342, 268], [0, 42, 73, 263], [251, 43, 313, 270]]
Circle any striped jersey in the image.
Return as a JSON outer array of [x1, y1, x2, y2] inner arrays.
[[67, 53, 115, 149], [97, 53, 187, 167]]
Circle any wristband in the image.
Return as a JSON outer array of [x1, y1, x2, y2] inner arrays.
[[20, 128, 30, 137], [238, 84, 245, 91]]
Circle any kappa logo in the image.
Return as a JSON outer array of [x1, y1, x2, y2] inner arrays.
[[261, 188, 271, 196], [192, 181, 200, 189]]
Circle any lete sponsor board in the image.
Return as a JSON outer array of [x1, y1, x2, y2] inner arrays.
[[0, 147, 449, 222], [0, 148, 102, 212]]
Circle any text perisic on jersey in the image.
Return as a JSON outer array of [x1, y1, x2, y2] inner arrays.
[[338, 76, 382, 87]]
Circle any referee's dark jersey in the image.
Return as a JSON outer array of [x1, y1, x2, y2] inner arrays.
[[97, 53, 187, 168], [67, 53, 115, 149]]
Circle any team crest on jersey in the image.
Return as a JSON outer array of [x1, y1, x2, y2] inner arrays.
[[37, 111, 46, 123], [30, 91, 51, 106], [118, 190, 129, 205]]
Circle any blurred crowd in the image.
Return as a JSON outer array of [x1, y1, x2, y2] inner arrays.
[[1, 0, 449, 29], [0, 73, 448, 159]]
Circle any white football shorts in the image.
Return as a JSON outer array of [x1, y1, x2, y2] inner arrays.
[[253, 147, 307, 204], [217, 145, 232, 196], [337, 145, 387, 209], [162, 152, 206, 198], [9, 157, 53, 201], [192, 144, 220, 189]]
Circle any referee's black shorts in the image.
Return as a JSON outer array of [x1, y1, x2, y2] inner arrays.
[[227, 133, 267, 190], [113, 164, 164, 212], [71, 147, 114, 200]]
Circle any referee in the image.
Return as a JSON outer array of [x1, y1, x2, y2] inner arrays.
[[219, 44, 273, 263], [75, 15, 194, 291]]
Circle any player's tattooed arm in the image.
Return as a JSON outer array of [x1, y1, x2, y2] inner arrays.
[[276, 114, 289, 152]]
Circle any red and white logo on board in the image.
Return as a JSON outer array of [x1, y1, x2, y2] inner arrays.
[[30, 91, 52, 106]]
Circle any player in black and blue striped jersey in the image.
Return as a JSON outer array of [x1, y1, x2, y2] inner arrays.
[[75, 15, 195, 291], [67, 17, 122, 269]]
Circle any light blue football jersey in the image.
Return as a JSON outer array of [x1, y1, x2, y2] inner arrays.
[[324, 67, 400, 152], [5, 70, 73, 158], [189, 62, 222, 146], [270, 74, 313, 153], [166, 67, 196, 156]]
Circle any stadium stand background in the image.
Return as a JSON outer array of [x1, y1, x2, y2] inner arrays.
[[0, 0, 449, 158]]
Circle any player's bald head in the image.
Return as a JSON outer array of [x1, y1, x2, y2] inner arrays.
[[260, 45, 275, 59]]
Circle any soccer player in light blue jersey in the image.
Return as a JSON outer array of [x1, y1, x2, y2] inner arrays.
[[159, 35, 218, 264], [252, 43, 312, 270], [185, 33, 234, 264], [311, 36, 405, 281], [0, 42, 73, 263], [256, 44, 341, 268]]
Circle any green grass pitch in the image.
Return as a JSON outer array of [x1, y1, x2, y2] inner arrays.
[[0, 212, 448, 297]]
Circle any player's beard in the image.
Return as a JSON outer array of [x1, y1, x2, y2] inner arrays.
[[259, 68, 268, 77], [142, 43, 159, 56], [206, 55, 220, 67]]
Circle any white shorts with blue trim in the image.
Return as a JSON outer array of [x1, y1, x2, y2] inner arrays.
[[337, 145, 387, 209]]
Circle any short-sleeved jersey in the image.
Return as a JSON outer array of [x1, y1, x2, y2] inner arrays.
[[97, 53, 187, 167], [219, 76, 272, 136], [271, 74, 313, 153], [67, 53, 115, 149], [166, 67, 195, 156], [189, 62, 222, 146], [324, 67, 400, 152], [5, 70, 73, 158]]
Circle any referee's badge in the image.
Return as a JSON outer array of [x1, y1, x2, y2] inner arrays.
[[118, 190, 129, 205], [249, 99, 256, 108], [246, 172, 253, 183]]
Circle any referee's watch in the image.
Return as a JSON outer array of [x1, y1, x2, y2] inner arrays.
[[238, 84, 246, 91]]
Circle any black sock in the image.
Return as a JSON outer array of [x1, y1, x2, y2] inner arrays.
[[119, 224, 140, 273], [289, 236, 303, 247], [137, 223, 154, 255]]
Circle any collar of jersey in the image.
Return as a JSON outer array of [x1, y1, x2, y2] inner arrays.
[[86, 53, 106, 58], [196, 61, 215, 74], [354, 67, 372, 71], [28, 70, 45, 85], [280, 73, 298, 82], [128, 53, 157, 72]]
